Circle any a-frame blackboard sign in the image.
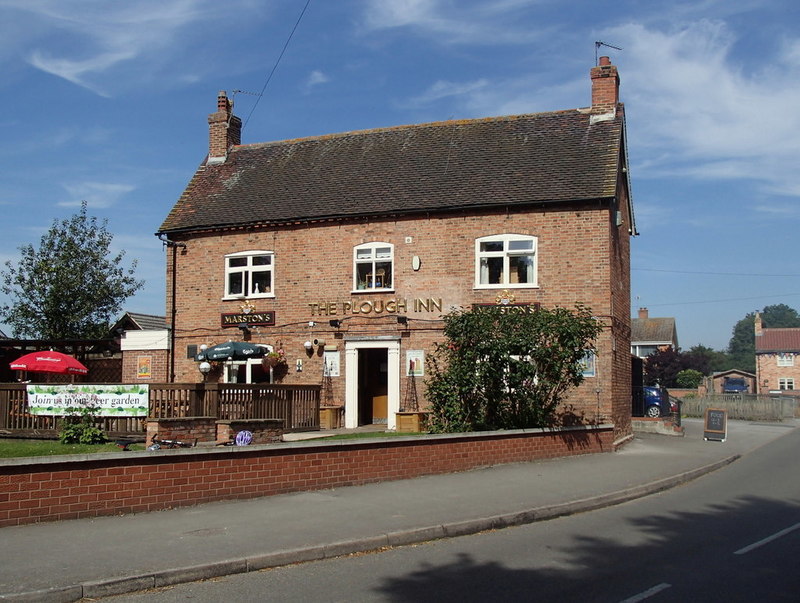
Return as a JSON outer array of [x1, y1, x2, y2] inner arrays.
[[704, 408, 727, 442]]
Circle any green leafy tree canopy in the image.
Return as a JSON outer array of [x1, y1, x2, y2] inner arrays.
[[676, 369, 703, 389], [425, 304, 604, 433], [0, 202, 144, 339]]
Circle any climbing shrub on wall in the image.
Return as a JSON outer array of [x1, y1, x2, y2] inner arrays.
[[425, 304, 603, 433]]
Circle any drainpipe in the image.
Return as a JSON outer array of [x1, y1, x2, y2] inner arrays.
[[159, 235, 186, 382]]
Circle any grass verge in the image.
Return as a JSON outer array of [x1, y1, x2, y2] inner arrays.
[[0, 439, 145, 458]]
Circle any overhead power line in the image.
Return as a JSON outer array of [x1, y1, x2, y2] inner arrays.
[[633, 268, 800, 278], [645, 292, 800, 308], [243, 0, 313, 128]]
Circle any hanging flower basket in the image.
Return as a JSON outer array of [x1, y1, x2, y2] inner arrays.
[[262, 347, 286, 369]]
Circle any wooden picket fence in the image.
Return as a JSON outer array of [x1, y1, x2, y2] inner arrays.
[[0, 382, 320, 438]]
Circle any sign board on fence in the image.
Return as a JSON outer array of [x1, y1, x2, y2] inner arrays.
[[26, 384, 149, 417], [704, 408, 727, 442]]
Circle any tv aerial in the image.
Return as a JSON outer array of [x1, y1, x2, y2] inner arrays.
[[595, 41, 622, 64]]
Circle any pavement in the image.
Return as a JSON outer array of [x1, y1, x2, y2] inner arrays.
[[0, 417, 796, 602]]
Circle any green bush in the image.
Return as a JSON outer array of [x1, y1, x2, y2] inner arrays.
[[59, 406, 107, 445], [425, 304, 603, 433], [676, 369, 703, 389]]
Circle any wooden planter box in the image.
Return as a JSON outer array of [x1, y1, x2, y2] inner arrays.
[[319, 406, 343, 430], [396, 411, 428, 433]]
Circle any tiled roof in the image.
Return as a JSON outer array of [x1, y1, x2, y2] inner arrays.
[[631, 317, 677, 345], [756, 328, 800, 353], [127, 313, 167, 331], [112, 312, 167, 333], [160, 108, 625, 233]]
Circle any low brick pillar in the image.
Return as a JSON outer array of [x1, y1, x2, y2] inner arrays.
[[216, 419, 284, 445], [146, 417, 217, 445]]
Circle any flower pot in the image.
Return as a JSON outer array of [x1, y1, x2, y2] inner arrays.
[[262, 356, 280, 369]]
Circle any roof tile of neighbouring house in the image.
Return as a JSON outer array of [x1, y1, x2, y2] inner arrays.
[[112, 312, 167, 332], [756, 328, 800, 353], [159, 108, 625, 233], [631, 317, 677, 345]]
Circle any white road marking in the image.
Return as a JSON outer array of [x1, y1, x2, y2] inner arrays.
[[734, 521, 800, 555], [619, 582, 672, 602]]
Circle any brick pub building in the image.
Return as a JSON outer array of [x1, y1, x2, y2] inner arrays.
[[158, 57, 636, 441]]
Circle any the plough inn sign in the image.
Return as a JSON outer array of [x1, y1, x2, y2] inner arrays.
[[308, 297, 443, 316]]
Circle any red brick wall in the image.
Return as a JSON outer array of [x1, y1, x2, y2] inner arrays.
[[121, 350, 169, 382], [166, 202, 631, 433], [756, 352, 800, 394], [0, 426, 613, 527]]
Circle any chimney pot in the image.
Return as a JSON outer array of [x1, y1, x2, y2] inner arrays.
[[590, 57, 620, 112], [638, 308, 649, 319], [208, 90, 242, 163]]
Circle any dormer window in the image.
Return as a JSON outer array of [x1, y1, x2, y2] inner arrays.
[[224, 251, 274, 299]]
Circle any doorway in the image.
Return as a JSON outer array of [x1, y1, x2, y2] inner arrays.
[[358, 348, 388, 425], [344, 338, 401, 429]]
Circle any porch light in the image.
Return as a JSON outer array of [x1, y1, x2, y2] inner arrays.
[[198, 361, 212, 381]]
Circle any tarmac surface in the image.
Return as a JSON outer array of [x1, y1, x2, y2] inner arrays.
[[0, 417, 796, 602]]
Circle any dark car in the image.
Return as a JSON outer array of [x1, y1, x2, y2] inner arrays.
[[632, 386, 673, 418]]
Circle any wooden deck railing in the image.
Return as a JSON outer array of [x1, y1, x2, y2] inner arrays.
[[0, 382, 321, 437]]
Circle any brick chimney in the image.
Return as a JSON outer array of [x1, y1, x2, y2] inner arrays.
[[638, 308, 649, 319], [754, 312, 763, 337], [207, 91, 242, 164], [590, 56, 620, 113]]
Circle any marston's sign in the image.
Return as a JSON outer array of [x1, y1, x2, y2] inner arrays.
[[221, 311, 276, 328], [472, 303, 540, 314]]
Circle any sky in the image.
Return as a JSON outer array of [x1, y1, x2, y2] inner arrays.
[[0, 0, 798, 351]]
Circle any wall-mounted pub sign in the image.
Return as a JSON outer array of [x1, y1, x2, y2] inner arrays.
[[472, 303, 540, 314], [221, 311, 275, 328]]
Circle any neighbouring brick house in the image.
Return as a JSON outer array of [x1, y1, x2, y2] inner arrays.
[[158, 57, 636, 440], [755, 312, 800, 394], [630, 307, 678, 359]]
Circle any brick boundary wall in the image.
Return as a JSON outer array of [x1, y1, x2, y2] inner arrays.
[[0, 425, 614, 527]]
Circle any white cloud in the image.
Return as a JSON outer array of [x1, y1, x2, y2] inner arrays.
[[361, 0, 544, 45], [603, 20, 800, 199], [407, 78, 489, 106], [304, 69, 330, 92], [1, 0, 258, 96], [60, 182, 136, 208]]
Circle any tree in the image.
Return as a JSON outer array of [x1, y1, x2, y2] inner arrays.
[[425, 304, 604, 433], [0, 202, 144, 339], [643, 348, 685, 387], [676, 369, 703, 389]]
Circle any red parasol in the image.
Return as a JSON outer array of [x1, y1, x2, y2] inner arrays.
[[10, 351, 89, 375]]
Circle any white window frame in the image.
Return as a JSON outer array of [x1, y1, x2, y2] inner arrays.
[[779, 377, 795, 391], [223, 250, 275, 300], [223, 345, 273, 383], [353, 242, 394, 292], [777, 353, 795, 367], [475, 234, 538, 289]]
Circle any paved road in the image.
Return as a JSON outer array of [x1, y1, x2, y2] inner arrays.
[[103, 426, 800, 602], [0, 418, 795, 601]]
